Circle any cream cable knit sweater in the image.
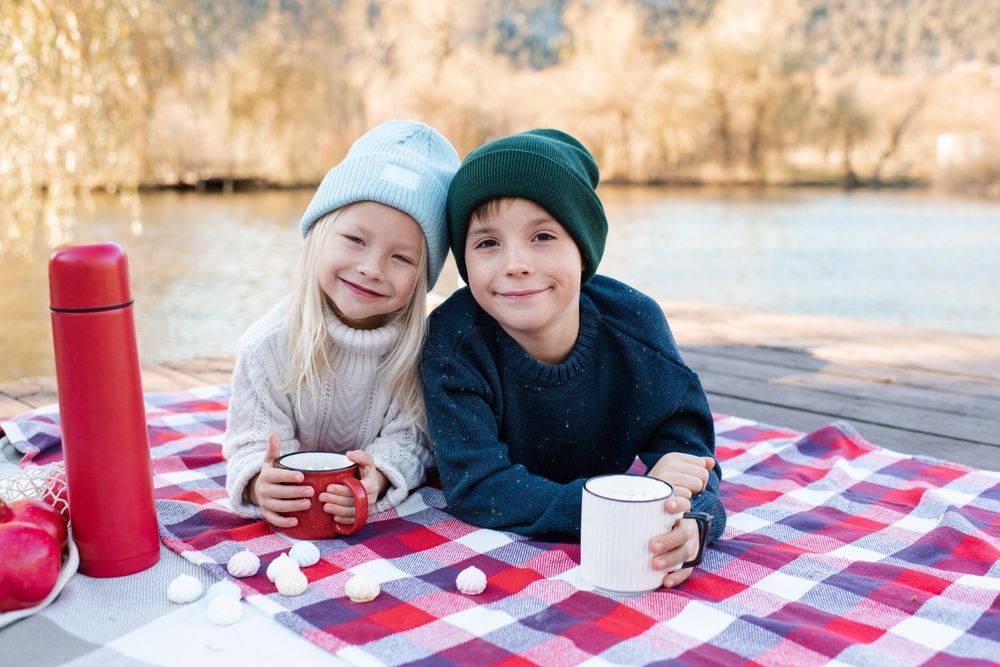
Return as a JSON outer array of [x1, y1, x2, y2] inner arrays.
[[223, 300, 433, 519]]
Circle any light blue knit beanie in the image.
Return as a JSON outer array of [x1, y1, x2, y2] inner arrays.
[[299, 120, 460, 290]]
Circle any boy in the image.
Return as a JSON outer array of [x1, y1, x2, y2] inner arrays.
[[422, 129, 724, 588]]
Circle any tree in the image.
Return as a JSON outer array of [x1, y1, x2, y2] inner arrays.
[[0, 0, 190, 251]]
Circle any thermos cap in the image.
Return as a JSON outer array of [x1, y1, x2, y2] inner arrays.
[[49, 242, 133, 311]]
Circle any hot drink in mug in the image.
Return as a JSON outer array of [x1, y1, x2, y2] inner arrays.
[[581, 474, 711, 594], [274, 451, 368, 539]]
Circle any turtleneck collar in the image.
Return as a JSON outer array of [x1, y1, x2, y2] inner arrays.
[[324, 309, 401, 358]]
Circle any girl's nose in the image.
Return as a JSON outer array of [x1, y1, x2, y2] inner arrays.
[[357, 252, 384, 278]]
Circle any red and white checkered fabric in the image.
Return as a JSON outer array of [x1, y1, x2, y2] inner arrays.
[[3, 386, 998, 666]]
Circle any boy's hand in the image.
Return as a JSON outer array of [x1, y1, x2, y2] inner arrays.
[[648, 496, 702, 589], [319, 450, 389, 525], [249, 433, 313, 528], [646, 453, 715, 499]]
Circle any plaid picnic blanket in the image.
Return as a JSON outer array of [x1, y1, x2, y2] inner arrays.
[[3, 386, 999, 666]]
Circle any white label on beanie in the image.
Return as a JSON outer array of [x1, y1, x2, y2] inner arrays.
[[381, 164, 420, 189]]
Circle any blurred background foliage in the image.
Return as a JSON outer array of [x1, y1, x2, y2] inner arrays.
[[3, 0, 999, 251]]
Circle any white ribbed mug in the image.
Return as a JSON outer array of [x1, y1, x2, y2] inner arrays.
[[580, 474, 712, 594]]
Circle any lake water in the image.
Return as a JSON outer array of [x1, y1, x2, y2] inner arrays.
[[1, 187, 998, 383]]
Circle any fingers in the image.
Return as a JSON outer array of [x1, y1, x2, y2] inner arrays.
[[264, 432, 282, 463], [319, 484, 357, 506], [253, 439, 314, 528], [664, 496, 692, 514], [671, 485, 693, 500], [344, 451, 389, 501], [346, 450, 375, 468], [672, 462, 710, 492], [256, 479, 312, 514], [649, 518, 700, 582], [662, 565, 694, 589], [319, 484, 361, 524], [262, 508, 298, 528], [648, 453, 712, 495], [260, 463, 304, 486]]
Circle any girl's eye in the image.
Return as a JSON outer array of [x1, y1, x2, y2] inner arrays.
[[473, 239, 498, 250], [392, 254, 415, 265], [343, 235, 364, 245]]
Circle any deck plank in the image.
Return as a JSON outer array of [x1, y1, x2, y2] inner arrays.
[[683, 349, 1000, 419], [662, 300, 1000, 378], [698, 373, 997, 445], [685, 344, 1000, 400]]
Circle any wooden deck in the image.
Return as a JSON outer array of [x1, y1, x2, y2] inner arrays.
[[2, 301, 998, 471]]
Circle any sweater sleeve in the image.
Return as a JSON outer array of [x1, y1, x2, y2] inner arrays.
[[637, 370, 727, 543], [222, 342, 301, 519], [422, 352, 585, 540], [364, 400, 434, 514]]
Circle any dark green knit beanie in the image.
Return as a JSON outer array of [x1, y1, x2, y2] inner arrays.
[[447, 129, 608, 283]]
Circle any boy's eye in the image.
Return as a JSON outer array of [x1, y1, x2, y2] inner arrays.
[[534, 232, 556, 242], [473, 238, 498, 250]]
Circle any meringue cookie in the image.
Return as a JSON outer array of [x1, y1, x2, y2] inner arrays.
[[227, 550, 260, 578], [206, 594, 243, 625], [344, 574, 380, 603], [167, 574, 204, 603], [205, 579, 242, 602], [289, 541, 321, 568], [275, 568, 309, 596], [456, 566, 487, 595], [266, 553, 299, 582]]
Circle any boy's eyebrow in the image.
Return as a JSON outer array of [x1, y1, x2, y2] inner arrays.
[[468, 216, 555, 236], [468, 224, 497, 237]]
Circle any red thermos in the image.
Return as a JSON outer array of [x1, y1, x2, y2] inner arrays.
[[49, 242, 160, 577]]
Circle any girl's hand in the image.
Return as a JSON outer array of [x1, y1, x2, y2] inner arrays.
[[318, 450, 389, 525], [646, 453, 715, 499], [249, 433, 314, 528], [648, 496, 702, 589]]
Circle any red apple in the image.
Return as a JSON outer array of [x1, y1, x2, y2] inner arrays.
[[0, 521, 61, 611], [0, 499, 68, 552]]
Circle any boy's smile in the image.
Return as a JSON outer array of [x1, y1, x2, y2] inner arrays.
[[465, 198, 583, 364]]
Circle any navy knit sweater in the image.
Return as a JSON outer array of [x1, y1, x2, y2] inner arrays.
[[422, 275, 725, 542]]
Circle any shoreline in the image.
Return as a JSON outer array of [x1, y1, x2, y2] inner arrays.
[[137, 176, 932, 195]]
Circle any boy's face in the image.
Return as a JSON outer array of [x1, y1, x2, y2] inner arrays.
[[465, 198, 583, 362]]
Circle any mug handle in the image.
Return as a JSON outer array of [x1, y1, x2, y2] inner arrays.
[[680, 511, 713, 569], [333, 476, 368, 536]]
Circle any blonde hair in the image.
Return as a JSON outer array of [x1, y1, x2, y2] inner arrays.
[[284, 207, 429, 430]]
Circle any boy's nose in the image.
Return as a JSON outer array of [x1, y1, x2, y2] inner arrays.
[[503, 247, 531, 275]]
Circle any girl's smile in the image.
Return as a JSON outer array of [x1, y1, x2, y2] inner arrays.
[[339, 277, 388, 299]]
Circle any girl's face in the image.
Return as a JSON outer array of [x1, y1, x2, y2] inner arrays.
[[317, 202, 424, 330]]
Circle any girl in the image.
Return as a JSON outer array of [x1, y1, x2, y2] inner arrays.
[[224, 120, 459, 529]]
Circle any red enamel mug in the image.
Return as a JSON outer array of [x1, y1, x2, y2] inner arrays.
[[274, 452, 368, 539]]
